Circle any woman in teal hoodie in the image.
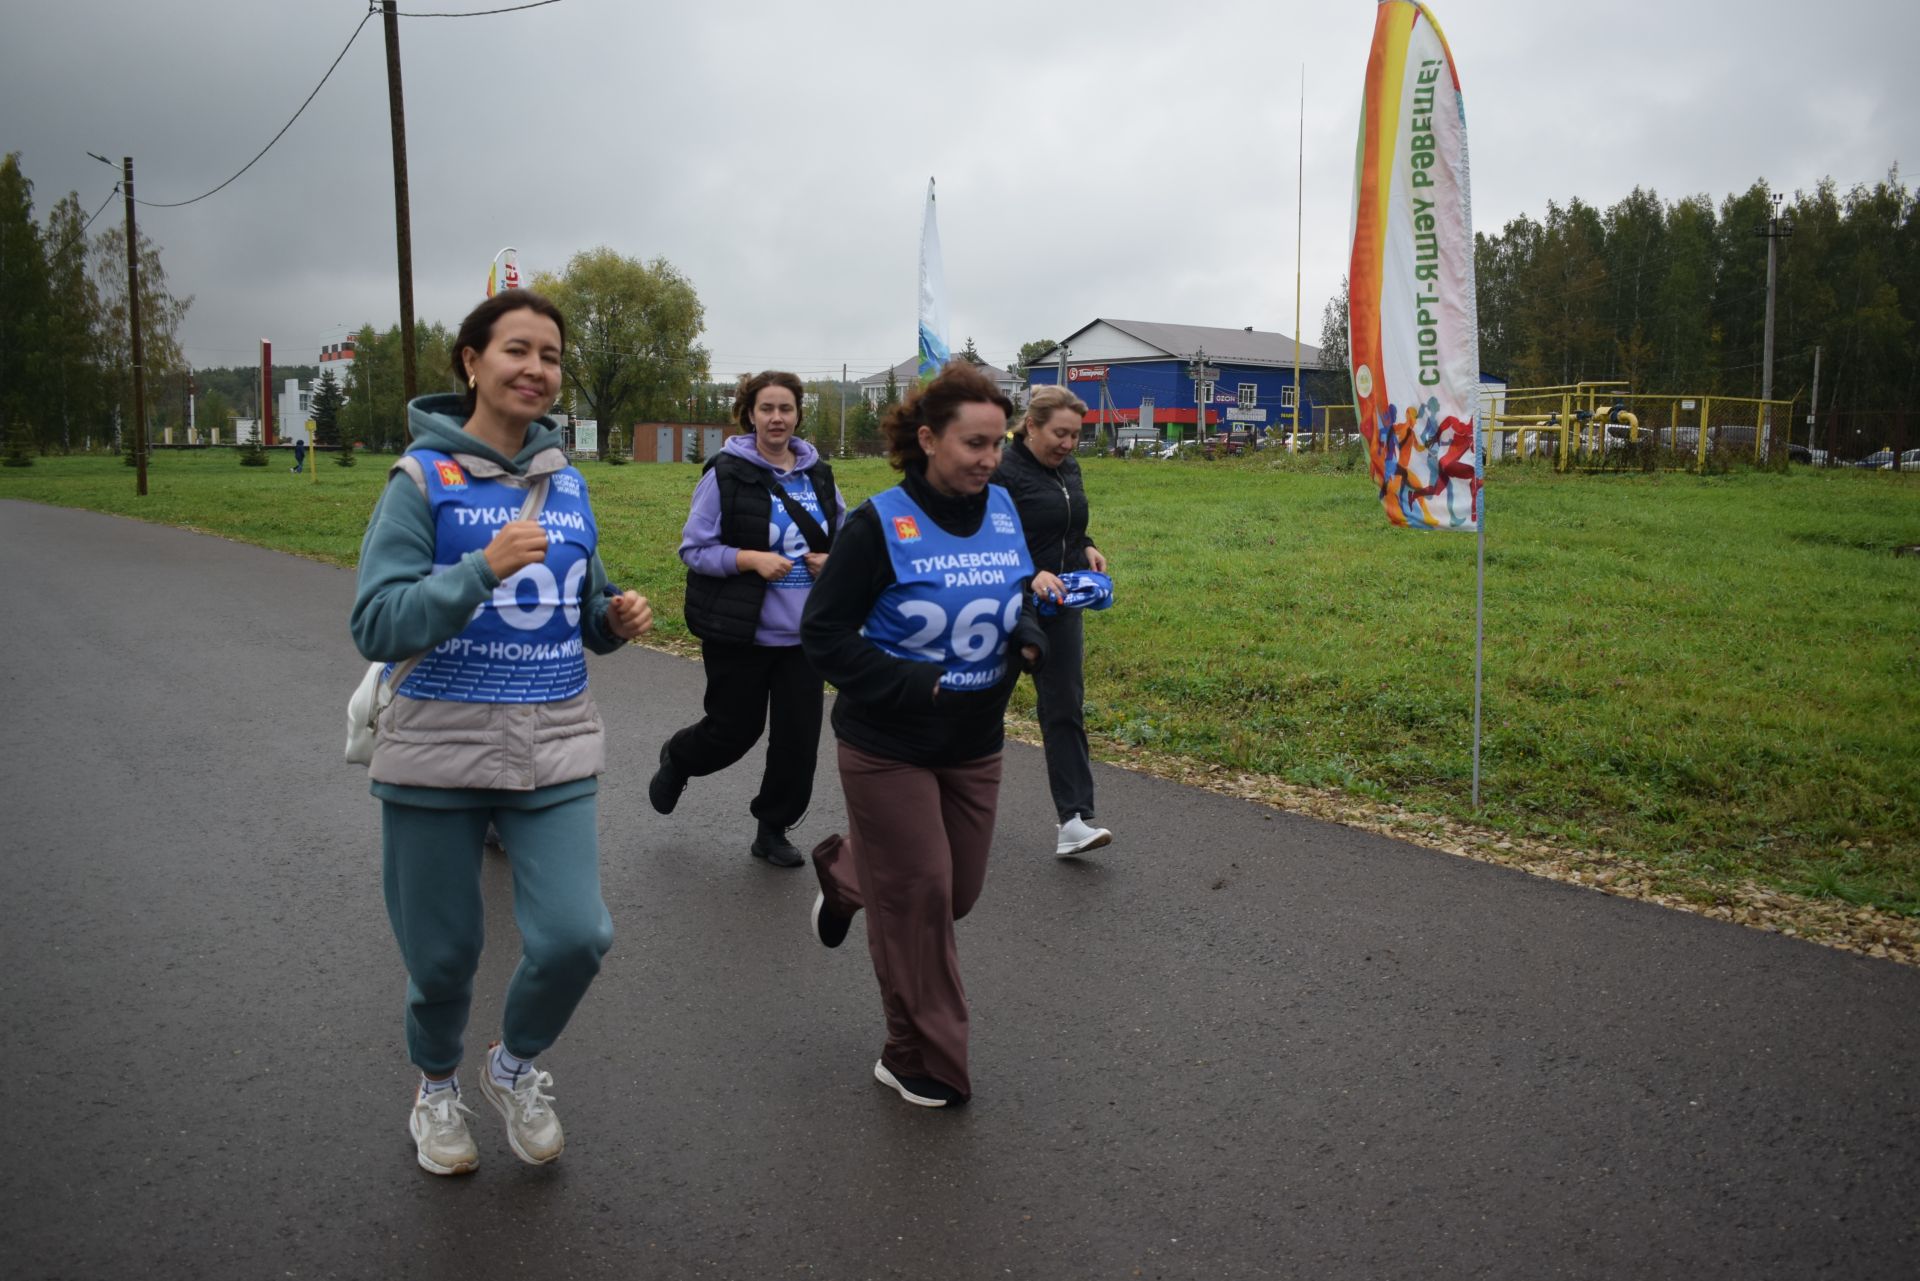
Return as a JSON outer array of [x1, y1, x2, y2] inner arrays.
[[351, 290, 652, 1176]]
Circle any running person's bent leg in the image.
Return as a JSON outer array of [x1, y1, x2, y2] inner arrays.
[[491, 794, 613, 1059], [935, 752, 1003, 922], [838, 745, 975, 1099], [669, 641, 776, 779], [753, 644, 824, 830], [381, 802, 491, 1074], [1032, 609, 1096, 823]]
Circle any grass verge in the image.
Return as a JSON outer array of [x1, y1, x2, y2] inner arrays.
[[6, 448, 1917, 958]]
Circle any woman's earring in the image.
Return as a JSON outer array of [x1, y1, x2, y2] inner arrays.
[[467, 374, 477, 389]]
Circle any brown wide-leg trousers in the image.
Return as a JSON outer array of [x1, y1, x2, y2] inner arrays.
[[814, 740, 1004, 1099]]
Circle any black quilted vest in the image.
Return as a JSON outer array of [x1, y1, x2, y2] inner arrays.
[[683, 451, 837, 644]]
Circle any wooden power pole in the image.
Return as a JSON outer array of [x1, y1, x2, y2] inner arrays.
[[122, 157, 147, 496], [381, 0, 418, 403]]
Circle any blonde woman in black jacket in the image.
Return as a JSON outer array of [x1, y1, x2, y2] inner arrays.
[[990, 384, 1112, 857]]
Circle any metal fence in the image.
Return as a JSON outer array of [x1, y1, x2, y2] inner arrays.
[[1487, 382, 1812, 471], [1272, 387, 1912, 471]]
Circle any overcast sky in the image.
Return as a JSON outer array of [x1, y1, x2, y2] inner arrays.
[[4, 0, 1911, 384]]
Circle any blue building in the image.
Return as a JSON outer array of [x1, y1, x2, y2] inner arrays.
[[1029, 319, 1327, 443]]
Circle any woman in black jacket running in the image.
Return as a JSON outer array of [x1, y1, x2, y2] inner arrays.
[[800, 362, 1063, 1108], [990, 384, 1112, 857]]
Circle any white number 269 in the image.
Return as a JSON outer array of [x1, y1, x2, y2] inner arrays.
[[895, 595, 1023, 662]]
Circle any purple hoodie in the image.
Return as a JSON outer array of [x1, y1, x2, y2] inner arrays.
[[679, 433, 845, 647]]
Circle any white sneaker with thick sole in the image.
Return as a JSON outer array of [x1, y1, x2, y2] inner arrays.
[[478, 1060, 565, 1165], [409, 1088, 480, 1175], [1055, 814, 1112, 857]]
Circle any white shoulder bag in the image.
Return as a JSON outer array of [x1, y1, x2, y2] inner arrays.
[[345, 474, 550, 765]]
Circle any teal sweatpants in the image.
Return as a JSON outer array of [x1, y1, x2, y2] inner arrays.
[[380, 795, 614, 1075]]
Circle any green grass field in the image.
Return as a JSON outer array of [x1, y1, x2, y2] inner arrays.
[[6, 447, 1917, 916]]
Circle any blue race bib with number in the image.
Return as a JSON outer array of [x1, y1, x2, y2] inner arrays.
[[766, 471, 825, 592], [863, 484, 1033, 691], [395, 451, 596, 704]]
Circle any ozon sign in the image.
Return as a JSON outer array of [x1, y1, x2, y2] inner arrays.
[[1066, 365, 1109, 382]]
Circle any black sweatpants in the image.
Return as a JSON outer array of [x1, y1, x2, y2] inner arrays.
[[667, 641, 823, 830], [1031, 607, 1096, 823]]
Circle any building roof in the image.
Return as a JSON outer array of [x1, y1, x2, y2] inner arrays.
[[1040, 319, 1322, 370], [856, 356, 1017, 388]]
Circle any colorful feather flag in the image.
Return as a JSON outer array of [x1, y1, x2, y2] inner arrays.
[[917, 178, 950, 382], [487, 248, 519, 299], [1348, 1, 1481, 530]]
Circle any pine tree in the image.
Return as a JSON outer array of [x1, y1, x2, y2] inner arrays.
[[238, 424, 268, 466], [0, 154, 50, 460], [311, 367, 345, 446]]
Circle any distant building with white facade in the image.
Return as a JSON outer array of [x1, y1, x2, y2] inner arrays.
[[277, 328, 358, 441]]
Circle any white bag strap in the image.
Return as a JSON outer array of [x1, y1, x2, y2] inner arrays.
[[377, 474, 551, 706]]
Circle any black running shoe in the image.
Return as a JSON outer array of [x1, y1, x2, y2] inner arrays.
[[873, 1060, 967, 1108], [812, 890, 852, 948], [750, 822, 804, 868], [648, 741, 687, 815]]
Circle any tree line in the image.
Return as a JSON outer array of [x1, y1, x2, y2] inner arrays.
[[344, 248, 712, 455], [0, 153, 192, 460], [1322, 168, 1917, 430]]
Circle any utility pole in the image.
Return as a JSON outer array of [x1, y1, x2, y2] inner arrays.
[[121, 157, 148, 496], [1292, 66, 1305, 448], [381, 0, 418, 402], [1189, 347, 1213, 446], [1808, 344, 1822, 461], [1057, 343, 1070, 393], [839, 362, 847, 458], [1756, 192, 1792, 458]]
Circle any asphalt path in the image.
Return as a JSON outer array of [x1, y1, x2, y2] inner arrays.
[[1, 498, 1915, 1280]]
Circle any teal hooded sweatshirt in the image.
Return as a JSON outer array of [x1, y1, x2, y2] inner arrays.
[[351, 394, 627, 808]]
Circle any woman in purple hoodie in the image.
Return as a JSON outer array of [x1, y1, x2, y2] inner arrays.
[[649, 371, 843, 867]]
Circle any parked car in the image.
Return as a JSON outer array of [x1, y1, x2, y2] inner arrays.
[[1853, 450, 1896, 469], [1887, 448, 1920, 471]]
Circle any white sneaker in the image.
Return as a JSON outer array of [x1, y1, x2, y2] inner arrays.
[[478, 1056, 565, 1165], [409, 1087, 479, 1176], [1055, 814, 1112, 857]]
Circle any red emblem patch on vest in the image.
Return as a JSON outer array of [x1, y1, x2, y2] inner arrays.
[[891, 515, 921, 543], [434, 460, 466, 489]]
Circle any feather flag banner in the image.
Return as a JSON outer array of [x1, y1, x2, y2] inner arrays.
[[487, 247, 519, 299], [917, 178, 950, 382], [1348, 0, 1481, 531]]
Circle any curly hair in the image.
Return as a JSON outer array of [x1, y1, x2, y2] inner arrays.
[[881, 361, 1014, 472], [1016, 384, 1088, 438], [732, 370, 807, 431]]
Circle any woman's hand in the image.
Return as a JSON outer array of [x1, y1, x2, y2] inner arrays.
[[1085, 546, 1108, 574], [804, 551, 829, 578], [739, 550, 795, 581], [606, 591, 653, 640], [1031, 571, 1067, 603], [1020, 644, 1041, 668], [484, 520, 549, 581]]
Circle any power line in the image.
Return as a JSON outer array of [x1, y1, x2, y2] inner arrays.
[[43, 183, 121, 262], [133, 11, 376, 209], [394, 0, 564, 15]]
